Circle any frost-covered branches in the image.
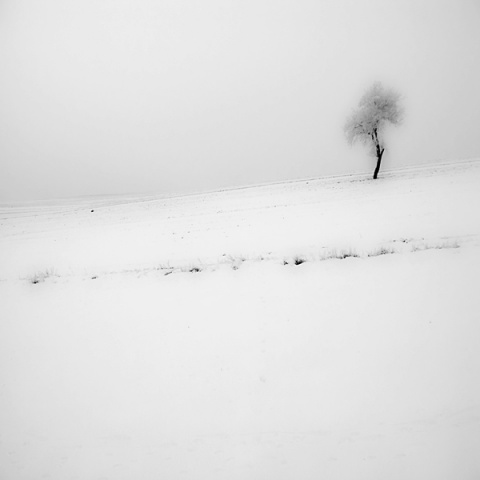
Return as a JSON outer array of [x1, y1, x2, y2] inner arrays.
[[345, 82, 403, 179]]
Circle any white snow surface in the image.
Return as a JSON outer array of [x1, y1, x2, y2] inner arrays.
[[1, 160, 480, 479]]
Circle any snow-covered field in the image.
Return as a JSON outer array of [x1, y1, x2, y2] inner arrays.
[[1, 160, 479, 480]]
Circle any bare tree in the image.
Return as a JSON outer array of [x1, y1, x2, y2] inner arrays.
[[345, 82, 403, 179]]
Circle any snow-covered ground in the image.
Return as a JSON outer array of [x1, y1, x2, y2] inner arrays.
[[1, 160, 479, 480]]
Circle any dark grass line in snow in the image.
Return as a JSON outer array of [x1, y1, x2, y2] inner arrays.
[[367, 246, 395, 257], [24, 239, 462, 284], [411, 240, 460, 252]]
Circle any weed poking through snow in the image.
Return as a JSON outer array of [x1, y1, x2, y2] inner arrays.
[[323, 249, 360, 260], [225, 254, 247, 270], [411, 240, 459, 252], [283, 256, 307, 266], [28, 269, 57, 284], [294, 256, 307, 265], [368, 246, 395, 257]]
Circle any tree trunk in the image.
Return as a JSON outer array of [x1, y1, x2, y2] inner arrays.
[[373, 148, 384, 179]]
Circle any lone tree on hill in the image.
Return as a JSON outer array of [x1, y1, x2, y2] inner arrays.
[[345, 82, 403, 179]]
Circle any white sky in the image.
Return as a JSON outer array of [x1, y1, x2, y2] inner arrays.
[[1, 0, 479, 201]]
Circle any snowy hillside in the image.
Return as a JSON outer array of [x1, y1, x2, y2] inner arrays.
[[1, 160, 479, 480]]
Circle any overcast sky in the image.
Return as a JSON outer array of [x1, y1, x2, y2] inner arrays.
[[1, 0, 479, 201]]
